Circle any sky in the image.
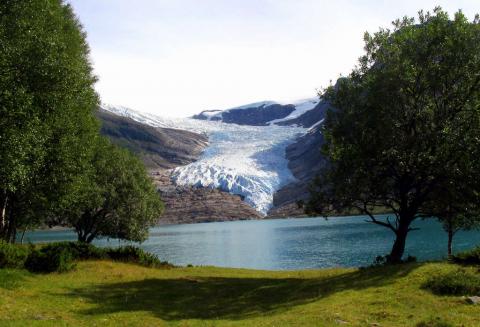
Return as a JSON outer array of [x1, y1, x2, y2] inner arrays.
[[67, 0, 479, 117]]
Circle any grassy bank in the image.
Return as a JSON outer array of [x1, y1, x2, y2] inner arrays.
[[0, 261, 479, 326]]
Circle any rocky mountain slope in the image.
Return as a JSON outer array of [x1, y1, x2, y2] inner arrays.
[[151, 171, 262, 224], [268, 124, 328, 217], [97, 109, 207, 170], [275, 100, 330, 128]]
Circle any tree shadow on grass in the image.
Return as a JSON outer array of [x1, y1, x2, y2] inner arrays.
[[63, 263, 419, 321]]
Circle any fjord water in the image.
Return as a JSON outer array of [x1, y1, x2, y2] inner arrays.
[[24, 216, 480, 270]]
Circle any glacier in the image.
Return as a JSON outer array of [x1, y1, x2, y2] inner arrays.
[[102, 104, 311, 215]]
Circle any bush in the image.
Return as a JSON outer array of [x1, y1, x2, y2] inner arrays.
[[451, 247, 480, 265], [2, 241, 172, 273], [25, 246, 76, 273], [0, 242, 30, 269], [106, 246, 171, 268], [422, 269, 480, 296], [38, 242, 107, 261]]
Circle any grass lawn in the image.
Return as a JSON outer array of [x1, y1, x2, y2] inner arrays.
[[0, 261, 478, 326]]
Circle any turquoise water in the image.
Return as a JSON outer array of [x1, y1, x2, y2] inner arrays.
[[23, 215, 480, 270]]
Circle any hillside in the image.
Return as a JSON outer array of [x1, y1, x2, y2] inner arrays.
[[0, 261, 477, 326], [269, 124, 328, 217], [97, 109, 208, 170]]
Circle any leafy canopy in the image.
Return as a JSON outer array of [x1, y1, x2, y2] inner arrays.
[[0, 0, 99, 241], [308, 8, 480, 262], [57, 137, 164, 243]]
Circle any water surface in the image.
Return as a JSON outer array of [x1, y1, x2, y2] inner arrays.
[[24, 216, 480, 270]]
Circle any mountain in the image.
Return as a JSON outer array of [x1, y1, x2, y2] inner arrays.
[[190, 98, 331, 217], [192, 99, 319, 127], [101, 95, 328, 220]]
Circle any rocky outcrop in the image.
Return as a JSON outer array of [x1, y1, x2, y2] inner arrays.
[[193, 103, 296, 126], [152, 171, 262, 224], [276, 100, 330, 128], [97, 109, 208, 170]]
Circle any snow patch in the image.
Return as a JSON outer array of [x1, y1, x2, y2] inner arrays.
[[268, 98, 319, 125]]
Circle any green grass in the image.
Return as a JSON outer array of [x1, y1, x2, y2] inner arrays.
[[0, 261, 479, 326]]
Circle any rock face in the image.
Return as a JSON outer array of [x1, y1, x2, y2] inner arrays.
[[97, 109, 208, 170], [152, 171, 262, 224], [193, 103, 296, 126], [268, 118, 329, 217]]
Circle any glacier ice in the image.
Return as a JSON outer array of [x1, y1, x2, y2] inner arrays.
[[102, 104, 308, 215]]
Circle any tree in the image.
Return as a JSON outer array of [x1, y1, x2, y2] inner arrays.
[[440, 213, 480, 257], [307, 8, 480, 263], [0, 0, 99, 241], [426, 164, 480, 257], [56, 137, 164, 243]]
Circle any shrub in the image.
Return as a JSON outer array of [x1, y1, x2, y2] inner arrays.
[[38, 242, 107, 261], [422, 269, 480, 296], [451, 247, 480, 265], [25, 246, 75, 273], [105, 246, 171, 268], [0, 242, 30, 269]]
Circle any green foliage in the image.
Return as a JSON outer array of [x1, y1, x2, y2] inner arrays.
[[36, 241, 107, 261], [25, 246, 76, 273], [423, 268, 480, 295], [1, 241, 171, 273], [452, 247, 480, 265], [106, 245, 171, 268], [57, 137, 164, 243], [0, 0, 100, 242], [308, 8, 480, 263], [0, 242, 30, 269]]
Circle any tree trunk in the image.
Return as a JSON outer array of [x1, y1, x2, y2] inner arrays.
[[0, 190, 7, 238], [86, 233, 96, 244], [388, 219, 412, 263], [6, 207, 16, 243], [20, 227, 27, 244], [447, 228, 454, 258], [77, 230, 87, 243]]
